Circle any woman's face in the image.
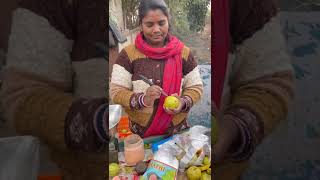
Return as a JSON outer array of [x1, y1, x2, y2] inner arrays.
[[141, 9, 169, 47]]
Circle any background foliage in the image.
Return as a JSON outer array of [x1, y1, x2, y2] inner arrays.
[[121, 0, 210, 37]]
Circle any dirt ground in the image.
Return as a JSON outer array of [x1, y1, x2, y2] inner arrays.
[[180, 17, 211, 65]]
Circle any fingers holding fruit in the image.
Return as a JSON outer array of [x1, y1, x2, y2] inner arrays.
[[163, 93, 184, 114], [163, 107, 177, 115]]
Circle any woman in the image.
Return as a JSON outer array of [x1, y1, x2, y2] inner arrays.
[[110, 0, 203, 137], [212, 0, 294, 179], [1, 0, 108, 179]]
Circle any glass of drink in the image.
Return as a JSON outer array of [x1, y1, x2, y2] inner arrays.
[[124, 134, 145, 166]]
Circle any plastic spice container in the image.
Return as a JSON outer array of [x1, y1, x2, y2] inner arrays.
[[124, 134, 145, 166]]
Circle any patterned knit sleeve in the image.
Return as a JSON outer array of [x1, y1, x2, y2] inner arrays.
[[181, 48, 204, 112], [110, 49, 144, 110], [225, 14, 294, 161], [1, 0, 108, 152], [0, 3, 75, 151]]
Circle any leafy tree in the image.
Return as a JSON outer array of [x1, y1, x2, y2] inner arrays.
[[185, 0, 210, 32], [120, 0, 210, 35], [165, 0, 210, 39], [165, 0, 190, 38], [121, 0, 140, 30]]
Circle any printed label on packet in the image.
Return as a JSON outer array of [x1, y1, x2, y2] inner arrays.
[[140, 160, 177, 180]]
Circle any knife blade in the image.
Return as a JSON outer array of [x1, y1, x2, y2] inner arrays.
[[139, 74, 154, 86], [139, 74, 168, 97]]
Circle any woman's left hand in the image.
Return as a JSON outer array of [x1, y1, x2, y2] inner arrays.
[[163, 93, 185, 115]]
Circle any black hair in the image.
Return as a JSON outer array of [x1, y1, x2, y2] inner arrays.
[[138, 0, 169, 25]]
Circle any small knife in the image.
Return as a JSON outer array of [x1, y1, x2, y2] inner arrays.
[[139, 74, 168, 97]]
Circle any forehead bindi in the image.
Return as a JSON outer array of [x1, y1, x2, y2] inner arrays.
[[142, 9, 167, 23]]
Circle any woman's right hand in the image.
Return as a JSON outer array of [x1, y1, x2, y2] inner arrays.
[[143, 85, 162, 106]]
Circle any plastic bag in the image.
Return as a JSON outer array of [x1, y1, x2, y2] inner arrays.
[[0, 136, 40, 180], [155, 125, 211, 169], [175, 126, 211, 169], [141, 126, 211, 179]]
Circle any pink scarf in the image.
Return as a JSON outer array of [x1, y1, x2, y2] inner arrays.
[[135, 33, 184, 137], [212, 0, 230, 109]]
